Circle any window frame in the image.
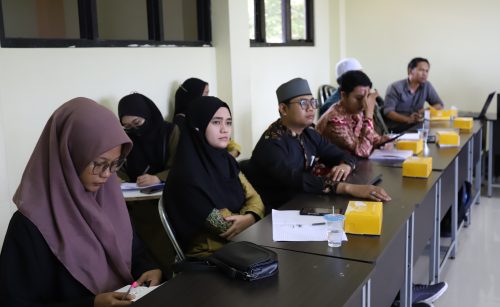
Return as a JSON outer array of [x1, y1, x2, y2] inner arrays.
[[0, 0, 212, 48], [250, 0, 314, 47]]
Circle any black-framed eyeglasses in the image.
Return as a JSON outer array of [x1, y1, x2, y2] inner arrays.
[[290, 98, 319, 110], [91, 158, 126, 175]]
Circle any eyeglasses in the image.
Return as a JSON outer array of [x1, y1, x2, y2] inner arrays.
[[91, 158, 126, 175], [290, 98, 319, 110], [122, 118, 145, 131]]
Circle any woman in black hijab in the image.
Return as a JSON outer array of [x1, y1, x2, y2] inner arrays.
[[118, 93, 175, 185], [174, 78, 241, 158], [173, 78, 209, 126], [118, 92, 177, 274], [164, 96, 264, 258]]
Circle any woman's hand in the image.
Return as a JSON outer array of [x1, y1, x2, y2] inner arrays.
[[94, 292, 133, 307], [328, 163, 352, 181], [340, 183, 392, 202], [228, 149, 240, 158], [136, 269, 162, 287], [220, 214, 256, 240], [136, 174, 161, 187]]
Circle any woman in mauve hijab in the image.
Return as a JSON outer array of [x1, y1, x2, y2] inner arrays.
[[0, 98, 161, 307], [164, 96, 264, 258]]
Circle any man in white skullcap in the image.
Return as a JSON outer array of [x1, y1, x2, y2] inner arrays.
[[319, 58, 363, 117]]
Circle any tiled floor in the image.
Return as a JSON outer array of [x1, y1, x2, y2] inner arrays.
[[432, 190, 500, 307]]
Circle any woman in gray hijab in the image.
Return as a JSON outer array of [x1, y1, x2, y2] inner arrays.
[[0, 98, 161, 307]]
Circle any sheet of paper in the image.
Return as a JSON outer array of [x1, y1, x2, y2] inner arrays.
[[115, 283, 163, 302], [272, 210, 347, 242], [120, 182, 164, 191]]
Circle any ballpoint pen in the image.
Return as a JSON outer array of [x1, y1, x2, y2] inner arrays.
[[121, 281, 138, 300], [142, 165, 150, 175], [292, 222, 325, 228], [310, 155, 316, 167]]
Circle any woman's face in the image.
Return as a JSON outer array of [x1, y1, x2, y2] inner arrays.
[[79, 145, 123, 192], [202, 84, 209, 96], [121, 115, 145, 131], [205, 107, 232, 149]]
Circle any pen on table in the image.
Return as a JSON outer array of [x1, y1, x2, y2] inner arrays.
[[142, 165, 150, 175], [121, 281, 138, 300], [293, 222, 325, 228]]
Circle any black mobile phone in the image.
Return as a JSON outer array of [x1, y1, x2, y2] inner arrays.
[[378, 132, 405, 148], [140, 186, 163, 194], [427, 135, 436, 143], [299, 207, 342, 216]]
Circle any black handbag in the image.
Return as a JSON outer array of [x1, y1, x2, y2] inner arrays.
[[208, 241, 279, 281]]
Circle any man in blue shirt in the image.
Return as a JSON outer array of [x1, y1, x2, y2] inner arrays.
[[384, 57, 444, 132]]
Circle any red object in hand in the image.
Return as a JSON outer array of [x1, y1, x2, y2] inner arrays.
[[312, 163, 331, 177]]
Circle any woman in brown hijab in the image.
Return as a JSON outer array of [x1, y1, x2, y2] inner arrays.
[[0, 98, 161, 307]]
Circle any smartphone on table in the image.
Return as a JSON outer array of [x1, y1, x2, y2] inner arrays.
[[139, 185, 164, 194], [299, 207, 343, 216]]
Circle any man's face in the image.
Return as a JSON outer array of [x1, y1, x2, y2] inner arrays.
[[342, 85, 370, 114], [281, 94, 316, 128], [409, 61, 429, 84]]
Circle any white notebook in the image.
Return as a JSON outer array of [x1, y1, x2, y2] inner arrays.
[[115, 283, 163, 302]]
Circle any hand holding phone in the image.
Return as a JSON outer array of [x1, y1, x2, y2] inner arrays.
[[378, 133, 405, 148]]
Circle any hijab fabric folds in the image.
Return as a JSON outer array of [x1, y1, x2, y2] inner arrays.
[[118, 93, 173, 181], [174, 78, 208, 120], [13, 98, 134, 294], [165, 96, 244, 248]]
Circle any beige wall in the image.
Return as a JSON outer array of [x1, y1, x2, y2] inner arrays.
[[343, 0, 500, 112], [0, 47, 217, 243], [248, 0, 332, 147]]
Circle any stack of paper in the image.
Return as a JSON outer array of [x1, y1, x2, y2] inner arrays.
[[369, 149, 414, 162], [272, 210, 347, 242]]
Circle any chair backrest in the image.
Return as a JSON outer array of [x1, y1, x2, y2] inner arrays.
[[318, 84, 336, 107], [158, 196, 186, 262], [374, 104, 389, 135]]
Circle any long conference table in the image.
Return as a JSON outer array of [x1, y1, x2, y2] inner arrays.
[[133, 120, 484, 307]]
